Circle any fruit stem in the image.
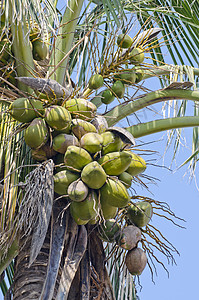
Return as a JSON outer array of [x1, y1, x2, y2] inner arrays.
[[126, 116, 199, 138], [104, 89, 199, 126], [82, 87, 93, 97]]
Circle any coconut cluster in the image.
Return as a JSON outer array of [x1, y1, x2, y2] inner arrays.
[[8, 96, 150, 276]]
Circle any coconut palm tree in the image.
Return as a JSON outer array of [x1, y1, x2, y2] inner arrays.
[[0, 0, 199, 299]]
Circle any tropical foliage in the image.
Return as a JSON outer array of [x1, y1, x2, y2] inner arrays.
[[0, 0, 199, 299]]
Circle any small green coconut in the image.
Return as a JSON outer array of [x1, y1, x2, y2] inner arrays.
[[91, 116, 108, 134], [117, 33, 133, 48], [129, 47, 144, 65], [80, 132, 103, 154], [111, 80, 125, 98], [81, 161, 107, 189], [24, 118, 49, 149], [118, 172, 133, 189], [54, 170, 80, 195], [72, 118, 97, 139], [32, 39, 48, 61], [127, 201, 153, 227], [64, 145, 93, 171], [98, 219, 121, 242], [125, 248, 147, 275], [64, 98, 97, 120], [125, 151, 146, 176], [100, 197, 118, 220], [100, 178, 130, 208], [67, 179, 88, 202], [101, 131, 122, 155], [101, 89, 115, 105], [98, 151, 132, 176], [9, 98, 44, 123], [45, 105, 72, 131], [116, 225, 141, 250], [53, 133, 79, 154], [89, 74, 104, 90], [70, 191, 99, 220]]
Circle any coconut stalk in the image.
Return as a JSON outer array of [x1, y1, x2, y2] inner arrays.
[[104, 88, 199, 126], [50, 0, 84, 85], [142, 65, 199, 80], [126, 116, 199, 138]]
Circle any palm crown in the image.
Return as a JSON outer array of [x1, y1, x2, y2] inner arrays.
[[0, 0, 199, 299]]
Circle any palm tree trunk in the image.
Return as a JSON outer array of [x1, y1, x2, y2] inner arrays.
[[13, 233, 54, 299], [13, 216, 115, 300]]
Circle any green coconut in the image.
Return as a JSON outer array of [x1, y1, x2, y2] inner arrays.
[[111, 80, 125, 98], [114, 70, 136, 85], [101, 131, 122, 155], [72, 118, 97, 139], [101, 89, 115, 105], [32, 39, 48, 61], [53, 133, 79, 154], [125, 248, 147, 275], [24, 118, 49, 149], [125, 151, 146, 176], [100, 178, 130, 208], [100, 197, 118, 220], [91, 116, 108, 134], [67, 179, 88, 202], [127, 201, 153, 228], [9, 98, 44, 123], [45, 105, 72, 131], [80, 132, 103, 154], [98, 219, 121, 242], [70, 191, 99, 220], [81, 161, 107, 189], [129, 47, 144, 64], [98, 151, 132, 176], [64, 98, 97, 120], [64, 145, 92, 171], [70, 205, 89, 225], [117, 34, 133, 48], [88, 74, 104, 90], [54, 170, 80, 195], [118, 172, 133, 189], [116, 225, 141, 250]]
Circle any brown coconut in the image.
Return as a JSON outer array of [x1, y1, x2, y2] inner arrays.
[[125, 248, 147, 275], [116, 225, 141, 250]]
